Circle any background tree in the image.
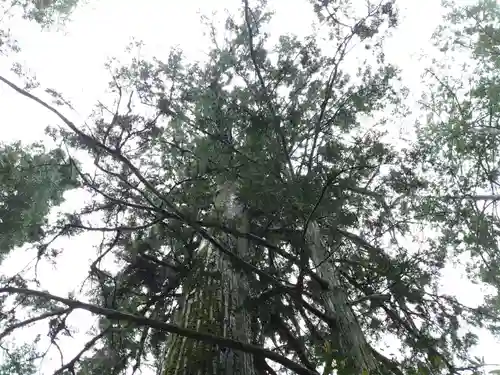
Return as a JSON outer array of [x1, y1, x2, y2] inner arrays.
[[415, 0, 500, 346], [0, 1, 86, 371], [0, 141, 79, 259], [0, 141, 79, 374], [0, 0, 86, 261], [0, 144, 80, 373], [0, 0, 498, 375]]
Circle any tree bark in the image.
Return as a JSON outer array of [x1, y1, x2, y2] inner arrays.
[[306, 221, 378, 374], [159, 188, 256, 375]]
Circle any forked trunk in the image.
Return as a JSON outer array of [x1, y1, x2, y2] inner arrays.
[[306, 221, 378, 374]]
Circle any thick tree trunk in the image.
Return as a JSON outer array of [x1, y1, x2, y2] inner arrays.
[[306, 221, 378, 374], [158, 188, 256, 375]]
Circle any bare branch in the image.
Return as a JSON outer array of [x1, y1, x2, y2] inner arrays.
[[53, 329, 109, 375], [0, 308, 71, 340]]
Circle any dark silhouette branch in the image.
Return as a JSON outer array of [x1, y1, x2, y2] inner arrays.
[[0, 308, 71, 340], [0, 287, 319, 375], [53, 328, 109, 375]]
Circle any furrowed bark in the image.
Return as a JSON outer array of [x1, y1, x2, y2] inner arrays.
[[159, 187, 256, 375]]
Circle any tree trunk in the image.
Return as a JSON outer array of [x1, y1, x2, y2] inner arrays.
[[306, 221, 378, 374], [158, 187, 256, 375]]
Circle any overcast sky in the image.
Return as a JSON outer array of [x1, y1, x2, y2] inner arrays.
[[0, 0, 499, 373]]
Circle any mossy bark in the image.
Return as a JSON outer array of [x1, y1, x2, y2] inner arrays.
[[159, 213, 256, 375]]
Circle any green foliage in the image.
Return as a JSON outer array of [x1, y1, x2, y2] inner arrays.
[[12, 0, 81, 27], [0, 0, 83, 56], [0, 141, 79, 259], [417, 0, 500, 341], [1, 0, 500, 374], [0, 343, 39, 375]]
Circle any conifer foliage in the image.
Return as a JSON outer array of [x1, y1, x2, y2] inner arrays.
[[1, 0, 499, 374]]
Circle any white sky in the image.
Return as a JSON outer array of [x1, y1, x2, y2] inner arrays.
[[0, 0, 499, 373]]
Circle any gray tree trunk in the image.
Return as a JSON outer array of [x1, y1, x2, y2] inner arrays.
[[306, 221, 378, 374]]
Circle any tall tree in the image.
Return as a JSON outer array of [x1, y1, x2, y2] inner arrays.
[[0, 1, 84, 372], [0, 0, 84, 258], [0, 142, 79, 373], [416, 0, 500, 346], [1, 0, 497, 375]]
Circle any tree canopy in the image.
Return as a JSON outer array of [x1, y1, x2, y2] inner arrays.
[[0, 0, 499, 375]]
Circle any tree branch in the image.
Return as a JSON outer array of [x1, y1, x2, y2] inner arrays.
[[0, 308, 71, 340], [0, 287, 319, 375]]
